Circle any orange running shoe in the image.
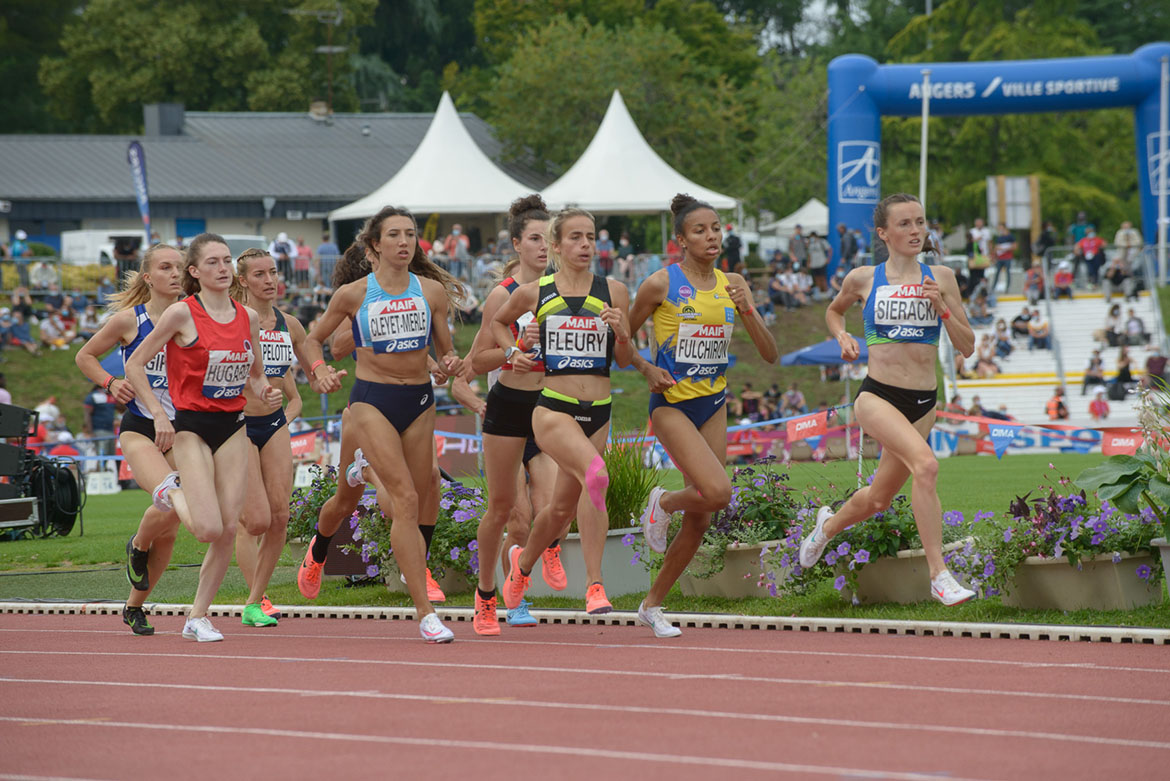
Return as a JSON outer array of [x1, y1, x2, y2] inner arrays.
[[585, 583, 612, 615], [540, 545, 568, 591], [502, 545, 530, 609], [473, 591, 500, 636], [425, 568, 446, 603], [297, 540, 324, 600], [260, 595, 281, 620]]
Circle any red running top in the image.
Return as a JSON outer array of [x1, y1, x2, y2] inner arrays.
[[166, 296, 254, 413]]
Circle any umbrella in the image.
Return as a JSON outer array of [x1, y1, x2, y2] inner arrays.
[[780, 339, 867, 366]]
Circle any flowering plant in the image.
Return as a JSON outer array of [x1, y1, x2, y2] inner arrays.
[[343, 478, 485, 584], [287, 464, 337, 542]]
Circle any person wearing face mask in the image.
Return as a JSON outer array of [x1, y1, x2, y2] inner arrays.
[[596, 228, 615, 276], [443, 224, 471, 280]]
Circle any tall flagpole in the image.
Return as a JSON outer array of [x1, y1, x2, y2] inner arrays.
[[919, 69, 931, 211], [1158, 56, 1167, 286]]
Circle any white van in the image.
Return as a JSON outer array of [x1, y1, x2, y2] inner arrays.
[[60, 230, 147, 265]]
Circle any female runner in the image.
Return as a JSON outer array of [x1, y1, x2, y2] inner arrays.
[[304, 208, 463, 643], [75, 244, 190, 635], [230, 248, 313, 627], [465, 194, 565, 635], [497, 208, 634, 615], [632, 194, 778, 638], [797, 193, 976, 605], [125, 233, 281, 641]]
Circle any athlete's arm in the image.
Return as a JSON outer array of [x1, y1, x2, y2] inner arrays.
[[282, 311, 310, 421], [305, 280, 360, 392], [75, 309, 137, 404], [451, 374, 486, 417], [726, 272, 778, 364], [245, 307, 283, 412], [489, 281, 537, 370], [467, 285, 511, 376], [603, 279, 634, 368], [826, 267, 869, 362], [124, 302, 189, 451], [928, 265, 975, 358], [626, 270, 674, 390], [424, 278, 461, 376], [328, 317, 355, 360]]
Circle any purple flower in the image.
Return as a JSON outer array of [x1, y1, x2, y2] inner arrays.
[[836, 541, 851, 556], [943, 510, 963, 527], [825, 551, 839, 566], [1003, 528, 1013, 542], [973, 511, 994, 524], [1091, 533, 1105, 545], [853, 549, 870, 564], [352, 525, 363, 541], [767, 583, 778, 597], [365, 564, 380, 578], [450, 547, 461, 561], [866, 473, 875, 485], [622, 533, 635, 546], [1112, 552, 1122, 564], [833, 575, 847, 591], [1136, 564, 1152, 581], [630, 552, 641, 565], [439, 497, 453, 510], [453, 509, 473, 523], [468, 540, 478, 552], [983, 560, 996, 577]]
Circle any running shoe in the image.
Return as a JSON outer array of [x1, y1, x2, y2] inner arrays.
[[419, 612, 454, 644], [540, 545, 568, 591], [260, 595, 281, 620], [473, 591, 500, 636], [242, 603, 278, 627], [506, 598, 538, 628], [151, 471, 180, 512], [399, 569, 447, 602], [502, 545, 530, 610], [125, 536, 150, 592], [798, 506, 834, 569], [636, 600, 682, 638], [930, 569, 976, 606], [182, 616, 224, 642], [297, 540, 325, 600], [345, 447, 368, 488], [641, 486, 671, 554], [585, 583, 612, 615], [122, 604, 155, 636]]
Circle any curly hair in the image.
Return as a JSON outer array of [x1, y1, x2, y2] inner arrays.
[[331, 241, 372, 288]]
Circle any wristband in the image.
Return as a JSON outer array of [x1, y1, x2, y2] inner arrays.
[[104, 376, 116, 392], [616, 337, 629, 345], [516, 336, 528, 351], [738, 306, 754, 316], [940, 309, 951, 320], [309, 359, 325, 374]]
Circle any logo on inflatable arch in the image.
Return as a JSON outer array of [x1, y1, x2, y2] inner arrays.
[[1147, 132, 1169, 196], [837, 140, 880, 204]]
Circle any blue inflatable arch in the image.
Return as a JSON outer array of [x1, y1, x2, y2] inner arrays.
[[826, 42, 1170, 264]]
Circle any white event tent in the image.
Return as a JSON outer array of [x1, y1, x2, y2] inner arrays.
[[329, 92, 531, 221], [759, 198, 829, 238], [541, 90, 738, 214]]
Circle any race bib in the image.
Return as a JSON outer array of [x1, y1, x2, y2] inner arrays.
[[202, 342, 253, 399], [260, 329, 294, 377], [675, 322, 731, 379], [143, 349, 168, 388], [873, 284, 937, 341], [367, 296, 428, 353], [545, 314, 608, 372]]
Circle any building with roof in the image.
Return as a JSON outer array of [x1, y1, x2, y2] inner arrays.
[[0, 103, 548, 253]]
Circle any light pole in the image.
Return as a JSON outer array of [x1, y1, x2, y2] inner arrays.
[[285, 3, 346, 115]]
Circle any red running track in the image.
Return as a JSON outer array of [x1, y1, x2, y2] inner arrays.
[[0, 612, 1168, 780]]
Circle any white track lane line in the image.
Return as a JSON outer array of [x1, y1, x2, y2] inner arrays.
[[0, 713, 1047, 779], [1, 626, 1166, 675], [0, 776, 110, 781], [2, 667, 1169, 741]]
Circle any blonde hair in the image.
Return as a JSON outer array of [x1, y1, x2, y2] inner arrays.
[[181, 233, 231, 296], [106, 243, 182, 311], [546, 208, 595, 271], [229, 247, 273, 305]]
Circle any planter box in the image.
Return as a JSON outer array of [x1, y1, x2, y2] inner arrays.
[[677, 541, 786, 599], [1155, 538, 1170, 598], [384, 567, 473, 596], [1002, 551, 1163, 611], [495, 527, 648, 599], [840, 539, 972, 605]]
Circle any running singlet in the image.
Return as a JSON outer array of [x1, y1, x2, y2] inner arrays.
[[167, 296, 254, 413], [536, 273, 613, 377], [352, 272, 432, 354], [499, 277, 545, 373], [259, 308, 294, 378], [863, 262, 941, 347], [651, 265, 735, 403], [123, 304, 175, 420]]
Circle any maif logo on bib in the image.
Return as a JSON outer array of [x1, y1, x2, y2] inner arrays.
[[203, 342, 253, 399], [873, 284, 937, 342], [369, 297, 428, 353], [546, 315, 607, 371], [675, 323, 731, 379], [260, 329, 294, 377]]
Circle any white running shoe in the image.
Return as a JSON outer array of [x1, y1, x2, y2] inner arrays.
[[346, 448, 368, 488], [419, 612, 454, 644], [182, 616, 224, 642], [640, 486, 671, 554], [930, 569, 976, 606], [151, 472, 180, 512], [637, 600, 682, 638], [798, 506, 834, 569]]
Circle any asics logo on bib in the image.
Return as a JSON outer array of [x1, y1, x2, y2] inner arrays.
[[556, 356, 596, 370], [885, 325, 926, 339]]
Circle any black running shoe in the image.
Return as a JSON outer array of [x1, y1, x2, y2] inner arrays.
[[122, 605, 155, 636], [125, 536, 150, 591]]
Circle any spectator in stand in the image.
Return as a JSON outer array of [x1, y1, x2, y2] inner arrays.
[[788, 225, 807, 269], [764, 383, 781, 408], [295, 237, 313, 286], [794, 263, 814, 303], [1089, 390, 1110, 422], [984, 404, 1013, 421], [11, 230, 32, 287], [1052, 260, 1075, 299], [595, 229, 615, 276], [1102, 303, 1124, 346], [970, 217, 992, 258], [965, 228, 990, 293], [945, 394, 964, 414], [443, 224, 471, 279], [1113, 220, 1143, 267], [837, 223, 858, 269], [974, 335, 999, 378], [1034, 220, 1057, 263], [1083, 349, 1106, 395], [83, 382, 117, 468], [1076, 228, 1107, 287], [268, 232, 294, 279], [39, 311, 75, 350], [1102, 255, 1134, 303], [992, 222, 1016, 291], [967, 288, 993, 327], [2, 310, 39, 355], [1124, 308, 1148, 346], [1010, 305, 1032, 339], [1144, 348, 1167, 387], [1114, 346, 1134, 391], [782, 382, 808, 416], [967, 395, 986, 417], [830, 264, 848, 295], [42, 282, 64, 315], [616, 250, 636, 289], [805, 230, 831, 297], [58, 295, 77, 331], [1028, 308, 1050, 351], [740, 383, 763, 421], [723, 224, 743, 274], [994, 318, 1013, 358], [1066, 211, 1094, 246], [77, 304, 102, 340], [95, 277, 116, 308], [315, 232, 340, 285], [1046, 387, 1070, 420]]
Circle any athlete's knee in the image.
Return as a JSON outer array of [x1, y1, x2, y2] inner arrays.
[[191, 519, 224, 544], [862, 489, 895, 517], [911, 455, 939, 484], [696, 476, 732, 509], [242, 514, 270, 537]]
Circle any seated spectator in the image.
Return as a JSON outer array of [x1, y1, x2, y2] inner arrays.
[[1113, 346, 1134, 392], [1010, 306, 1032, 339], [966, 395, 986, 417], [1082, 349, 1106, 395], [1023, 258, 1045, 305], [945, 394, 964, 415], [974, 335, 999, 378], [1102, 256, 1134, 303], [1046, 387, 1070, 420], [793, 264, 814, 303], [96, 277, 116, 308], [782, 382, 808, 416], [1052, 261, 1074, 299], [1027, 309, 1050, 350], [830, 265, 847, 295], [2, 310, 40, 355], [39, 312, 76, 350], [78, 305, 102, 340], [994, 318, 1013, 358], [1088, 390, 1109, 422], [1145, 349, 1167, 387], [984, 404, 1013, 421], [740, 383, 763, 421], [1100, 303, 1124, 346], [967, 290, 993, 327], [42, 282, 64, 314], [1124, 308, 1148, 346]]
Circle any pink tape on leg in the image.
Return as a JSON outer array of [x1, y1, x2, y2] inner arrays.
[[585, 455, 609, 513]]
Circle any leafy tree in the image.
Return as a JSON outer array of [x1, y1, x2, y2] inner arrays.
[[0, 0, 79, 133]]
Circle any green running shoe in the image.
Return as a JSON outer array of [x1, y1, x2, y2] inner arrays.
[[122, 605, 155, 636], [242, 603, 278, 627]]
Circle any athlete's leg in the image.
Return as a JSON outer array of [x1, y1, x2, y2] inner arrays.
[[234, 442, 271, 595], [477, 433, 525, 593], [245, 426, 293, 605]]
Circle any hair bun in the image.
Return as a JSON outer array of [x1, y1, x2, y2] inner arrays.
[[670, 193, 698, 217], [510, 194, 548, 219]]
